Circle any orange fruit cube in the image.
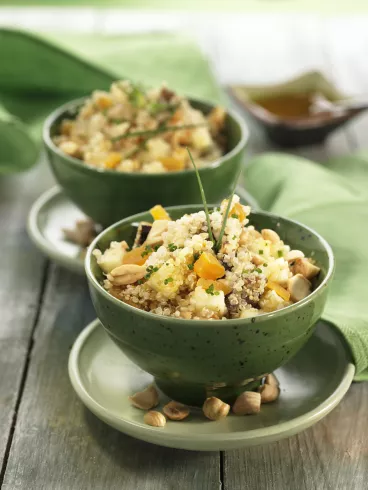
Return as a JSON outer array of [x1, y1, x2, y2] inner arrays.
[[266, 281, 290, 302], [197, 278, 232, 295], [122, 245, 150, 266], [149, 205, 171, 221], [159, 156, 185, 171], [104, 152, 122, 169], [95, 94, 113, 109], [229, 202, 246, 221], [193, 252, 225, 280]]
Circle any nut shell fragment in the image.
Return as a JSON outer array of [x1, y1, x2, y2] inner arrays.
[[128, 385, 159, 410], [143, 411, 166, 427], [291, 258, 320, 280], [232, 391, 261, 415], [63, 219, 97, 247], [264, 373, 279, 387], [108, 263, 146, 285], [261, 229, 280, 243], [259, 383, 280, 403], [163, 401, 190, 421], [202, 397, 230, 421], [251, 254, 264, 266]]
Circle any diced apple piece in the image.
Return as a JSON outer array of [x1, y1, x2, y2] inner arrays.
[[145, 220, 169, 246], [94, 241, 127, 273], [287, 274, 311, 302], [147, 262, 183, 299], [192, 286, 226, 317]]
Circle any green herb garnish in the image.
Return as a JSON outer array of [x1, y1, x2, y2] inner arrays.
[[137, 279, 144, 285], [263, 263, 268, 267], [148, 101, 178, 115], [254, 267, 262, 273], [259, 250, 264, 255], [164, 277, 173, 285], [129, 85, 146, 108], [188, 263, 194, 270], [231, 213, 239, 219], [214, 165, 243, 253], [112, 123, 207, 142], [110, 118, 127, 124], [232, 235, 237, 240], [145, 265, 159, 280], [187, 148, 215, 244], [205, 283, 220, 296], [168, 243, 177, 252], [278, 250, 283, 257], [141, 245, 153, 257], [153, 244, 160, 251]]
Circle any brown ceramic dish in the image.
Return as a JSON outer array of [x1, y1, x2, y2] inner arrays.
[[231, 71, 366, 147]]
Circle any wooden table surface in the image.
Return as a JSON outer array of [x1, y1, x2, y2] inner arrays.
[[1, 9, 368, 490]]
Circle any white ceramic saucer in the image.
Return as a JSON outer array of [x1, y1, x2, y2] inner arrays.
[[27, 186, 259, 274], [68, 319, 354, 451]]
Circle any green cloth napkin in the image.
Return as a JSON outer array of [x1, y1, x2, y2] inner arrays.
[[245, 152, 368, 380], [0, 28, 222, 173], [1, 28, 367, 380]]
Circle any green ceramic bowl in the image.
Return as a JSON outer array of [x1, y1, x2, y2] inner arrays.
[[85, 206, 334, 406], [43, 98, 248, 227]]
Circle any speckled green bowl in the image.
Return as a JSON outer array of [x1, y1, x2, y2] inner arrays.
[[43, 98, 248, 227], [85, 206, 334, 406]]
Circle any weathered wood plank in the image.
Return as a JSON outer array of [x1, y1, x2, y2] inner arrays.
[[224, 18, 367, 490], [0, 164, 50, 475], [223, 383, 368, 490], [1, 265, 221, 490]]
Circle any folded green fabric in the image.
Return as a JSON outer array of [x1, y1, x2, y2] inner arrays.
[[244, 152, 368, 380], [0, 28, 222, 173]]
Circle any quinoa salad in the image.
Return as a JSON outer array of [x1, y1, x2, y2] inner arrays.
[[93, 196, 321, 320], [53, 81, 226, 173]]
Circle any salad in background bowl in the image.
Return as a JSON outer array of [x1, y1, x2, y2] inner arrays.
[[44, 81, 248, 226]]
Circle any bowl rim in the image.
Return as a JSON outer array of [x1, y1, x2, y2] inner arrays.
[[43, 95, 249, 178], [85, 205, 335, 327]]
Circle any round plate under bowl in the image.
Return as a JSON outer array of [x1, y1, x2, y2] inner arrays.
[[68, 319, 354, 451], [27, 186, 258, 274]]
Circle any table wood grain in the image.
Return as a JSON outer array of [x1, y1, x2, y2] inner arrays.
[[1, 10, 368, 490]]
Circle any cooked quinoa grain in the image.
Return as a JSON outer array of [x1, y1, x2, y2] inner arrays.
[[54, 81, 226, 173], [93, 196, 320, 319]]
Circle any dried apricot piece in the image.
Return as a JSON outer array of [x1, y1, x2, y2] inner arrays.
[[266, 281, 290, 302], [197, 278, 231, 295], [229, 202, 246, 221], [104, 152, 122, 169], [194, 252, 225, 280], [150, 205, 171, 221], [123, 245, 150, 266]]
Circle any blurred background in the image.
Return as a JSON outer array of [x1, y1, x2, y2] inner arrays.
[[1, 0, 368, 162]]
